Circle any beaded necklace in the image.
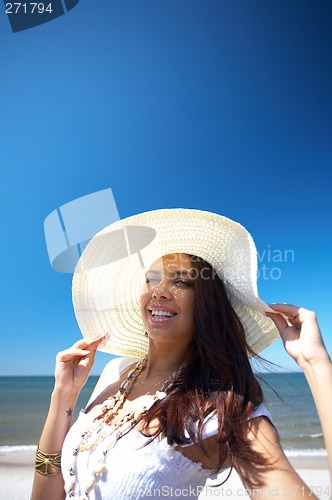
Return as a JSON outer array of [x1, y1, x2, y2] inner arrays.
[[64, 357, 180, 499]]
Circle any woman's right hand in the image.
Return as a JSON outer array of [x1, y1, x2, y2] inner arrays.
[[54, 338, 103, 394]]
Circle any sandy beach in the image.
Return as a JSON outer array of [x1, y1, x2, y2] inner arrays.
[[0, 451, 330, 499]]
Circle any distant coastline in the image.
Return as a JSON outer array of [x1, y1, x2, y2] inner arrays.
[[0, 372, 325, 456]]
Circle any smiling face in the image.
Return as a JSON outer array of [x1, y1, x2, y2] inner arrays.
[[140, 253, 195, 350]]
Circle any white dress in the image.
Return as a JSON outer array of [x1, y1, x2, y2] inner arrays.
[[62, 357, 272, 499]]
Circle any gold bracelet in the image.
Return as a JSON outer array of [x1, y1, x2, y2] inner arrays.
[[35, 444, 62, 476]]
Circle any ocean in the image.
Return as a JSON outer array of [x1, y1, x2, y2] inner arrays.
[[0, 372, 326, 457]]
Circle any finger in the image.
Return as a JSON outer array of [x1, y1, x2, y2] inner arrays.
[[265, 311, 289, 333], [87, 337, 105, 351], [80, 338, 105, 360], [57, 348, 90, 361], [267, 303, 301, 317], [71, 337, 105, 351], [267, 304, 305, 328], [268, 304, 317, 326]]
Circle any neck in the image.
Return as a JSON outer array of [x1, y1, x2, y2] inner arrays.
[[140, 342, 189, 383]]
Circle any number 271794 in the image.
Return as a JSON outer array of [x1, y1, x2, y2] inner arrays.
[[5, 3, 53, 14]]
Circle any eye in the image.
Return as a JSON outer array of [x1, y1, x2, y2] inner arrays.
[[174, 279, 193, 288], [145, 277, 160, 286]]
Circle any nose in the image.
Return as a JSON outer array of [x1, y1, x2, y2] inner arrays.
[[151, 278, 171, 299]]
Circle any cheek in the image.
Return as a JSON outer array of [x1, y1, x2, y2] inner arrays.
[[139, 294, 150, 330], [173, 289, 195, 313], [140, 288, 151, 311]]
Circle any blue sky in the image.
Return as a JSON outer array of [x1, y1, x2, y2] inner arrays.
[[0, 0, 331, 375]]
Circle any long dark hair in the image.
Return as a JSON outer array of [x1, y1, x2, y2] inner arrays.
[[141, 255, 270, 482]]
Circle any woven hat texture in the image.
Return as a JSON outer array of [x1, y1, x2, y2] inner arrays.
[[72, 208, 280, 357]]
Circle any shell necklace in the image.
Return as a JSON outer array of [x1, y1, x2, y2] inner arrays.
[[64, 357, 180, 499]]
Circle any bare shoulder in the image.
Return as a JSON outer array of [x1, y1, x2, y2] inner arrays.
[[235, 416, 316, 498], [246, 414, 283, 454]]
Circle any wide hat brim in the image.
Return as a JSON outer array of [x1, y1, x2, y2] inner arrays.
[[72, 208, 280, 357]]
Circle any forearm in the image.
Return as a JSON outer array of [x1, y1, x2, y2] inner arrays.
[[31, 387, 80, 500], [39, 387, 79, 450], [31, 338, 101, 499], [302, 356, 332, 479]]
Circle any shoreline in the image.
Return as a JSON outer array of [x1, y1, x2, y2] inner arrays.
[[0, 451, 330, 500], [1, 450, 328, 469]]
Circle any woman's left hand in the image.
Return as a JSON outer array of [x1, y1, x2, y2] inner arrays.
[[267, 304, 332, 482], [266, 303, 330, 369]]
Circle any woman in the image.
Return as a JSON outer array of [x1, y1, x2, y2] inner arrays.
[[31, 209, 332, 499]]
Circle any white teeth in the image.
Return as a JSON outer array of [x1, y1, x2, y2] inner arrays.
[[151, 310, 174, 317]]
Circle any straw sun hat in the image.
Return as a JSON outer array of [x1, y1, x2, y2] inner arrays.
[[72, 208, 280, 358]]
